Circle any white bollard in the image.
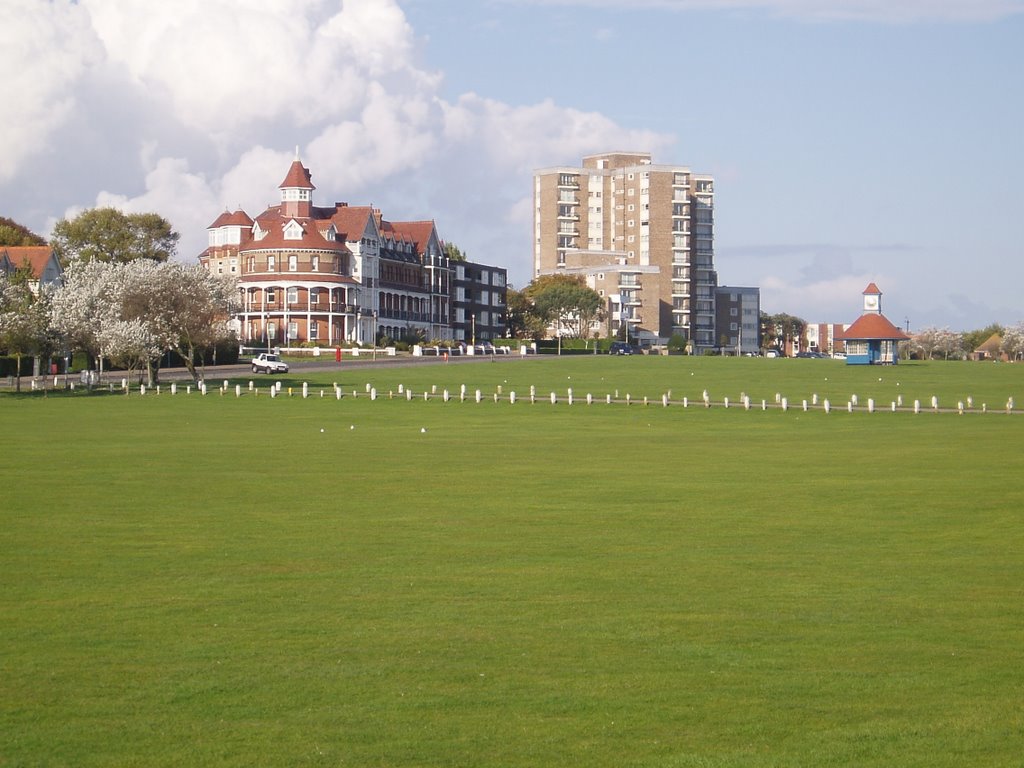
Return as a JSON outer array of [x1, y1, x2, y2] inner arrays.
[[868, 398, 875, 413], [812, 393, 818, 405], [550, 392, 557, 404], [931, 396, 938, 411], [336, 388, 342, 400], [510, 392, 516, 404], [271, 386, 277, 398], [587, 393, 593, 405], [406, 389, 413, 401], [724, 397, 730, 409], [235, 384, 241, 397], [398, 384, 404, 394], [781, 397, 788, 412], [802, 399, 807, 412], [891, 401, 896, 412], [302, 382, 308, 398], [851, 394, 858, 406], [567, 388, 573, 406], [914, 399, 921, 414], [476, 390, 482, 403], [443, 390, 450, 402], [662, 394, 669, 407], [848, 401, 853, 413], [371, 388, 377, 400], [743, 396, 750, 410], [824, 399, 831, 414], [683, 397, 688, 408], [140, 385, 146, 396], [958, 401, 964, 415], [606, 394, 612, 405], [249, 381, 254, 391], [761, 400, 766, 411]]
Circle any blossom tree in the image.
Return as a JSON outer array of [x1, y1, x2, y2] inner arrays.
[[1001, 322, 1024, 361], [0, 274, 56, 392], [50, 260, 239, 386], [49, 261, 122, 382]]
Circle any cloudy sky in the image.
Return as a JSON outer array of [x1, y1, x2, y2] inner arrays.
[[2, 0, 1021, 330]]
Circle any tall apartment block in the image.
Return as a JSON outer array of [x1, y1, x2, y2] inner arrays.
[[533, 152, 718, 349]]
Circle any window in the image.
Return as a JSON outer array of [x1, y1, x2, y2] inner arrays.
[[267, 255, 276, 271], [287, 287, 298, 304], [287, 322, 298, 340], [312, 255, 319, 271], [267, 288, 276, 303], [310, 288, 320, 304], [309, 322, 318, 340], [288, 254, 297, 271]]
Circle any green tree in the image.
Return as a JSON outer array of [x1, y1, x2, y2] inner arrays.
[[0, 216, 46, 246], [761, 311, 807, 352], [443, 242, 467, 262], [51, 208, 179, 266], [505, 287, 547, 339], [525, 274, 604, 340]]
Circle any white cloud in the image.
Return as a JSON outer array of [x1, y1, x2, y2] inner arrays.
[[0, 0, 102, 181]]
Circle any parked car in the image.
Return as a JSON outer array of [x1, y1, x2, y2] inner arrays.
[[251, 352, 289, 374], [765, 348, 784, 358], [610, 342, 641, 355]]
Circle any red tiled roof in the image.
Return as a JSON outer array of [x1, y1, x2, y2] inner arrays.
[[384, 220, 436, 256], [279, 160, 315, 190], [863, 282, 882, 295], [239, 219, 347, 254], [836, 313, 910, 341], [329, 206, 377, 241], [225, 209, 253, 226], [0, 246, 59, 278], [208, 210, 232, 228]]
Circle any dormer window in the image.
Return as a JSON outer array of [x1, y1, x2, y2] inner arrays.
[[283, 220, 303, 240]]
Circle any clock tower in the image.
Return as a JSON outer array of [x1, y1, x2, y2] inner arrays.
[[862, 282, 882, 314]]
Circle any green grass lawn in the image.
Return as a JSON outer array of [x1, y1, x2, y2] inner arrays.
[[2, 357, 1023, 766]]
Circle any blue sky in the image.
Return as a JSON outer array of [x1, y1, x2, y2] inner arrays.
[[2, 0, 1021, 330]]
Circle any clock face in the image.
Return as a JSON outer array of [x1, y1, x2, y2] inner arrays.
[[865, 295, 878, 309]]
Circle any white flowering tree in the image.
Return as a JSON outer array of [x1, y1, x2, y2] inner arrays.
[[98, 318, 162, 384], [49, 261, 122, 383], [0, 275, 56, 391], [50, 260, 239, 386], [117, 261, 238, 384], [910, 327, 964, 360], [1001, 322, 1024, 361]]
